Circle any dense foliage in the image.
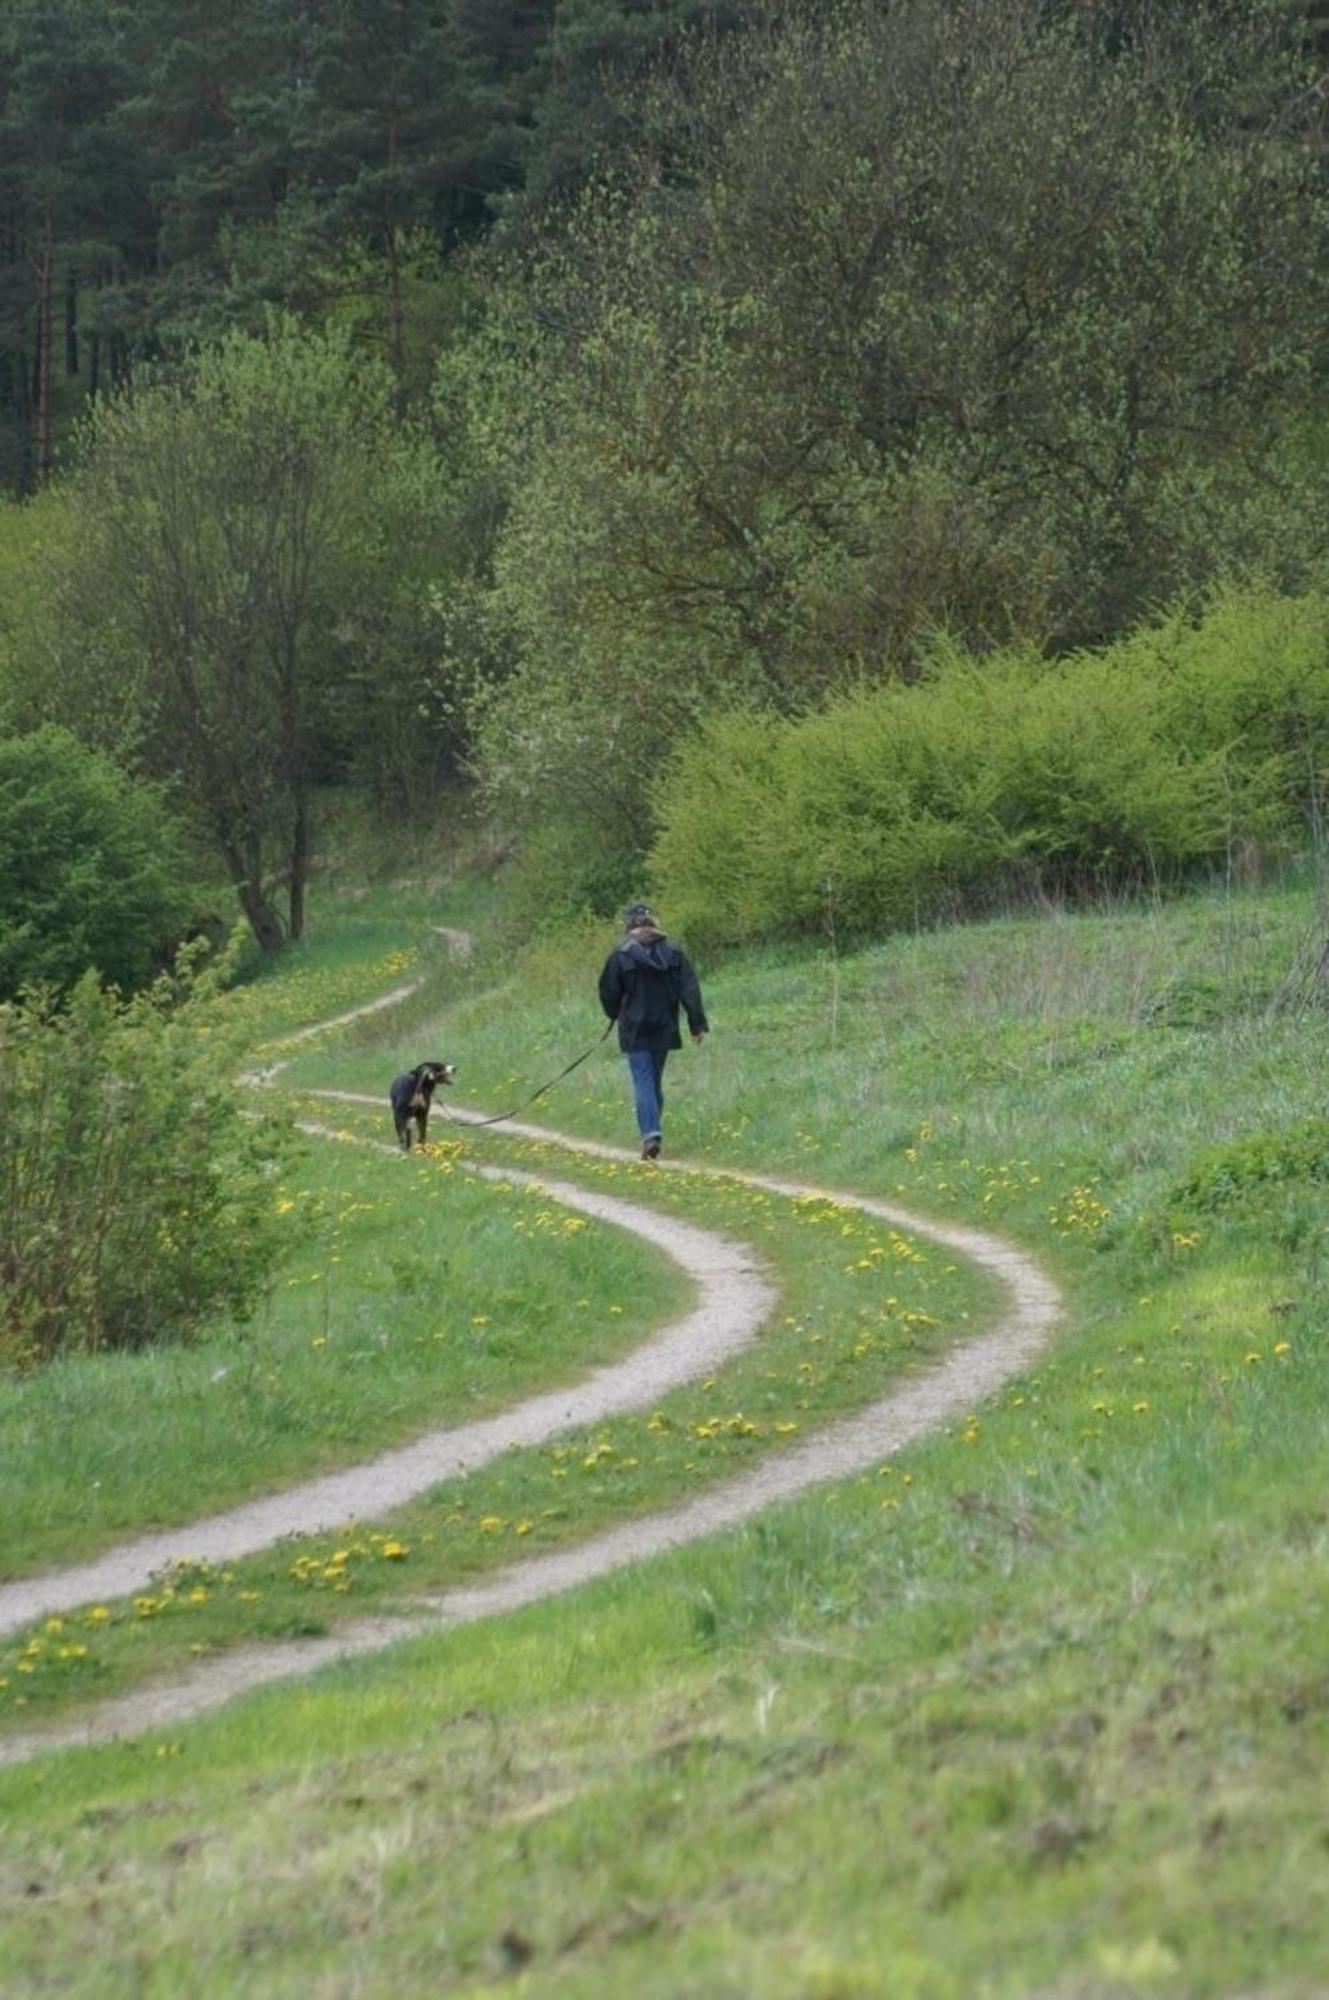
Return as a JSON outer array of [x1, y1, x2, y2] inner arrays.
[[651, 590, 1329, 944], [0, 0, 737, 492], [2, 0, 1329, 947], [0, 725, 191, 995], [18, 322, 458, 947], [1168, 1114, 1329, 1215], [467, 0, 1329, 879], [0, 966, 285, 1365]]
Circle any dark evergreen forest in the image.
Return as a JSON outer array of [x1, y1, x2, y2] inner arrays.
[[0, 0, 740, 492]]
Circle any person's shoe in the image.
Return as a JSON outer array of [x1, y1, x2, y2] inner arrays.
[[642, 1135, 662, 1161]]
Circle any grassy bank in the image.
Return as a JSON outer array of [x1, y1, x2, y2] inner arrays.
[[1, 874, 1326, 1995]]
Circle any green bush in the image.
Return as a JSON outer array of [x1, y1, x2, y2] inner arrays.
[[0, 726, 193, 995], [1168, 1117, 1329, 1216], [497, 812, 645, 937], [651, 589, 1329, 946], [0, 968, 286, 1366]]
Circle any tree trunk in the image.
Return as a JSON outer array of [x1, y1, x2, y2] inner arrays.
[[236, 877, 287, 954], [33, 205, 53, 483], [65, 271, 78, 376], [14, 343, 33, 493], [288, 793, 309, 942], [384, 119, 405, 385], [219, 833, 286, 953]]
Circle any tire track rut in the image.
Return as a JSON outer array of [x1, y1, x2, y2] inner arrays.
[[0, 969, 1061, 1768]]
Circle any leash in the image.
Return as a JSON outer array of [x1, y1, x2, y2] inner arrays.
[[438, 1019, 616, 1130]]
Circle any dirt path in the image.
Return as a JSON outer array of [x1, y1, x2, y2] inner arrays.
[[432, 924, 473, 960], [236, 981, 424, 1087], [235, 921, 469, 1086], [0, 1157, 773, 1642], [0, 973, 1061, 1770]]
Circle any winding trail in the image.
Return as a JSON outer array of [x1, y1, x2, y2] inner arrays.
[[0, 956, 1061, 1770], [236, 981, 423, 1087], [0, 1161, 773, 1643]]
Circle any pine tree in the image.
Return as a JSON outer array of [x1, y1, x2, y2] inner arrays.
[[0, 0, 133, 487]]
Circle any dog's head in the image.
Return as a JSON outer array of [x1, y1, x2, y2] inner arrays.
[[420, 1061, 456, 1087]]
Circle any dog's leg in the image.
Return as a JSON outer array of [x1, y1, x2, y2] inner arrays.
[[416, 1107, 429, 1150]]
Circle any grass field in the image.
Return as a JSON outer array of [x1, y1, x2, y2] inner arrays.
[[1, 872, 1327, 1996], [0, 1129, 686, 1578]]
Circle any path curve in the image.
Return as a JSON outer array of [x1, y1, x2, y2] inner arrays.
[[236, 981, 424, 1087], [0, 1158, 774, 1641], [0, 974, 1061, 1769]]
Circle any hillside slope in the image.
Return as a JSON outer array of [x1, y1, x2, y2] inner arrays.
[[2, 877, 1327, 1998]]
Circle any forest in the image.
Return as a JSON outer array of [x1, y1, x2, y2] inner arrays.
[[3, 0, 1329, 976]]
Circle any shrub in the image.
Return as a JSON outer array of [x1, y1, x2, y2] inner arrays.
[[651, 589, 1329, 947], [1168, 1117, 1329, 1216], [0, 967, 286, 1367], [496, 812, 645, 937], [0, 726, 193, 996]]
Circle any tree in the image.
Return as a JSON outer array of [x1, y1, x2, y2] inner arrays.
[[0, 0, 765, 495], [0, 725, 191, 995], [51, 321, 448, 949], [291, 0, 460, 382], [459, 0, 742, 227], [0, 0, 139, 489], [471, 0, 1329, 848]]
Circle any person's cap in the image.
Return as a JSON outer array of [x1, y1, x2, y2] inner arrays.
[[623, 901, 656, 928]]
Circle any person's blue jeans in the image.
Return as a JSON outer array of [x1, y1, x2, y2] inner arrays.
[[625, 1047, 668, 1141]]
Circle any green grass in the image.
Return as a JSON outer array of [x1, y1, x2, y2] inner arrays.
[[0, 1110, 978, 1726], [0, 1120, 686, 1585], [2, 874, 1328, 1995], [0, 1265, 1323, 1997]]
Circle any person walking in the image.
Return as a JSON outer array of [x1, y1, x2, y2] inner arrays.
[[598, 902, 708, 1160]]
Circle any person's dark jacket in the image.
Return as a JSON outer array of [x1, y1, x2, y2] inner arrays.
[[599, 927, 708, 1053]]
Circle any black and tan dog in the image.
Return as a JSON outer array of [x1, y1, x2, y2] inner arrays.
[[389, 1061, 457, 1151]]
